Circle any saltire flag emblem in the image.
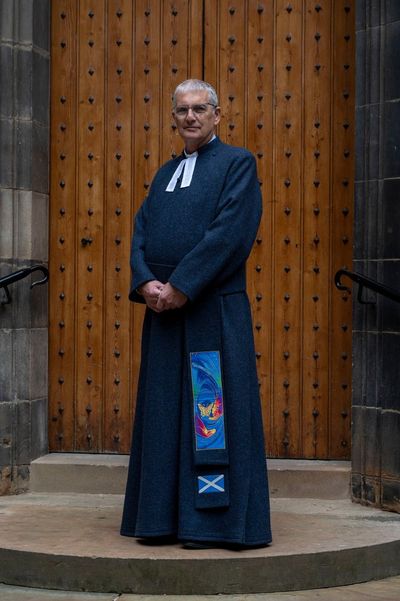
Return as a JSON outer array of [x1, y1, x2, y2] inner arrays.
[[198, 474, 225, 494], [190, 351, 226, 451]]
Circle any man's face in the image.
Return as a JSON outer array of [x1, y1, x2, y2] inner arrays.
[[172, 89, 221, 153]]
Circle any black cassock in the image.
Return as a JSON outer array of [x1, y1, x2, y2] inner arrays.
[[121, 137, 272, 546]]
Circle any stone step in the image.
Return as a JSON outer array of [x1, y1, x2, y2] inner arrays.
[[30, 454, 351, 499], [2, 576, 400, 601], [0, 492, 399, 595]]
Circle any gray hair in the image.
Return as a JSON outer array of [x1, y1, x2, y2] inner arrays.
[[172, 79, 219, 108]]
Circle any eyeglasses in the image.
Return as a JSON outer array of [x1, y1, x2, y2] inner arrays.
[[174, 103, 217, 117]]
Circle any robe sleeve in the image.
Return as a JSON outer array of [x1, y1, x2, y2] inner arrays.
[[128, 197, 156, 302], [168, 153, 262, 302]]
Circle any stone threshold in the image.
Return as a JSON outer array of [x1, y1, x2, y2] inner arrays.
[[0, 493, 399, 594], [30, 453, 351, 499]]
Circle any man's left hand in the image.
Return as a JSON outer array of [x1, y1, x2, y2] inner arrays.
[[156, 282, 188, 311]]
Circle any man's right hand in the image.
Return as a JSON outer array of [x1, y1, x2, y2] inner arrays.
[[138, 280, 165, 312]]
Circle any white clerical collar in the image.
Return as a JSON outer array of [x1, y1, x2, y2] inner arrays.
[[165, 152, 198, 192], [165, 135, 216, 192]]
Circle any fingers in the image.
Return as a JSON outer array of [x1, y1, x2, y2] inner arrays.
[[144, 281, 163, 299], [156, 283, 187, 311], [141, 280, 165, 311], [142, 282, 187, 312]]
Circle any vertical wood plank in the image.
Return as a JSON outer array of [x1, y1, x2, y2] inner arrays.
[[161, 1, 186, 161], [49, 0, 77, 451], [272, 0, 303, 457], [75, 0, 106, 451], [189, 0, 204, 78], [246, 0, 275, 454], [103, 0, 134, 453], [204, 0, 219, 87], [301, 0, 332, 458], [130, 0, 161, 424], [217, 0, 246, 146], [329, 0, 354, 458]]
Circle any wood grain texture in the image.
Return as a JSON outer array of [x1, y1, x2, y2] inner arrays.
[[49, 0, 77, 451], [103, 0, 134, 453], [329, 0, 354, 458], [301, 0, 331, 458], [49, 0, 354, 458]]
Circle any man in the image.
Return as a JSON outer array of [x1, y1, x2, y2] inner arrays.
[[121, 79, 272, 549]]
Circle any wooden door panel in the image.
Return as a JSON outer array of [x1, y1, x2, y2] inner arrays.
[[49, 0, 354, 457], [74, 0, 106, 452], [301, 0, 332, 458], [49, 0, 78, 452], [203, 0, 354, 458], [49, 0, 203, 453], [329, 0, 354, 458], [103, 0, 134, 453]]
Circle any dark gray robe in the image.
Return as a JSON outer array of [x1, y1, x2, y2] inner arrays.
[[120, 137, 272, 546]]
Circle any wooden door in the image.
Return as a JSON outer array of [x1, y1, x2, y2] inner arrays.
[[49, 0, 354, 458]]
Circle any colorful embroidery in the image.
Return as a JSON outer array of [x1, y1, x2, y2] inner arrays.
[[198, 474, 225, 494], [190, 351, 226, 451]]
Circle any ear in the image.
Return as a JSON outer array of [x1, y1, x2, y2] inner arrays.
[[213, 106, 221, 126]]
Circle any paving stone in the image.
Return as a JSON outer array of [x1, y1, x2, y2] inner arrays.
[[383, 100, 400, 179], [15, 119, 32, 189], [14, 328, 31, 400], [32, 0, 50, 52], [0, 401, 14, 465], [30, 397, 47, 459], [385, 0, 400, 24], [0, 189, 14, 259], [17, 0, 33, 45], [15, 399, 31, 464], [32, 50, 49, 125], [0, 0, 15, 41], [30, 327, 48, 398], [381, 261, 400, 332], [16, 47, 33, 119], [0, 118, 13, 188], [0, 45, 14, 118], [32, 121, 49, 194], [0, 330, 13, 402], [384, 20, 400, 101], [30, 192, 49, 261]]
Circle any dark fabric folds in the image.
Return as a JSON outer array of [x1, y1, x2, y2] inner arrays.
[[121, 137, 272, 546]]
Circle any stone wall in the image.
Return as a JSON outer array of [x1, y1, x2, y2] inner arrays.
[[0, 0, 50, 494], [352, 0, 400, 511]]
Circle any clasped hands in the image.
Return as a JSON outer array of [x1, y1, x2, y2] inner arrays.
[[139, 280, 188, 313]]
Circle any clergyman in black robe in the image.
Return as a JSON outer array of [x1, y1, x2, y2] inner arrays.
[[120, 79, 272, 548]]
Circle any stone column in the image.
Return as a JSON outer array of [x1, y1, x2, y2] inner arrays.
[[0, 0, 50, 494], [352, 0, 400, 512]]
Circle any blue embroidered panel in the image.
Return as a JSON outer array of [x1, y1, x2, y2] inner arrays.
[[198, 474, 225, 494], [190, 351, 226, 451]]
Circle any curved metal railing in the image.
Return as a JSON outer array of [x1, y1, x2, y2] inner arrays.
[[335, 268, 400, 305], [0, 265, 49, 305]]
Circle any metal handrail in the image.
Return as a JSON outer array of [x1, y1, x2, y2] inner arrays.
[[335, 268, 400, 305], [0, 265, 49, 305]]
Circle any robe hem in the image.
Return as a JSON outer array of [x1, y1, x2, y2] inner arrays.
[[120, 528, 177, 538], [120, 530, 272, 549], [178, 531, 272, 546], [121, 529, 272, 546]]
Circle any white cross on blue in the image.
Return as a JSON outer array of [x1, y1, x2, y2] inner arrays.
[[198, 474, 225, 494]]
